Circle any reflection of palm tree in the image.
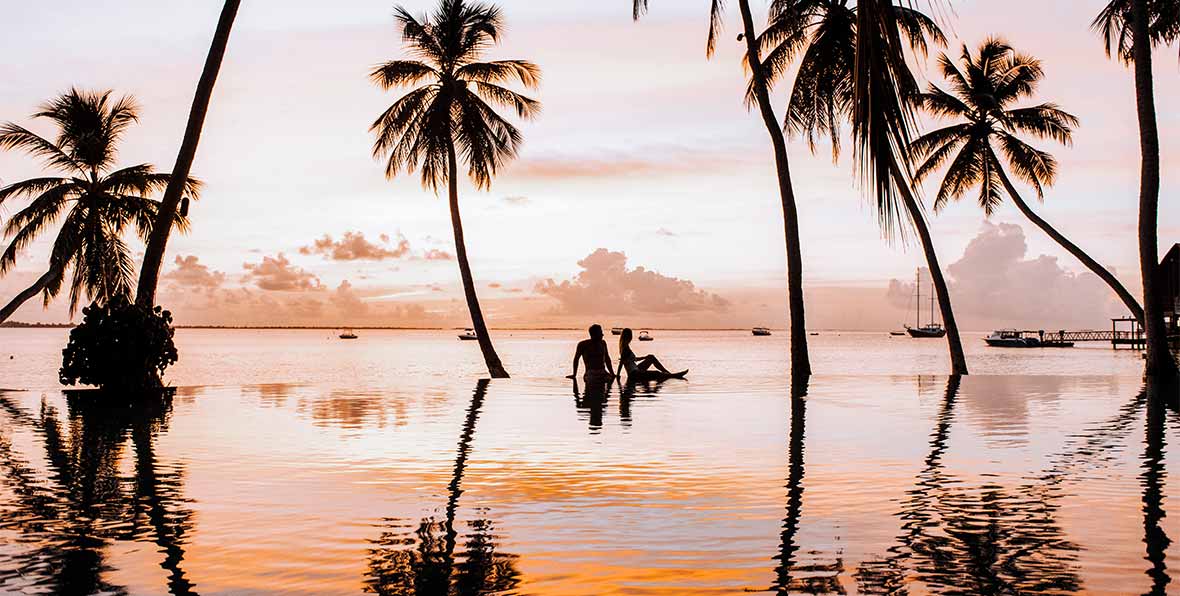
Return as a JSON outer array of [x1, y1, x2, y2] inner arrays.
[[1142, 382, 1174, 594], [366, 380, 521, 595], [857, 376, 1082, 594], [369, 0, 541, 379], [0, 391, 197, 595], [772, 377, 847, 594]]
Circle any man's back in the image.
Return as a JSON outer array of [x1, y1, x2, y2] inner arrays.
[[578, 338, 607, 371]]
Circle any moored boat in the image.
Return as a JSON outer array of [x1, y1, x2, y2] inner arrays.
[[458, 328, 479, 341], [906, 324, 947, 339], [611, 327, 623, 336], [339, 328, 358, 339], [638, 330, 653, 341], [752, 327, 772, 336]]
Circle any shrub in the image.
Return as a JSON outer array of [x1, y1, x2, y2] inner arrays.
[[60, 295, 178, 391]]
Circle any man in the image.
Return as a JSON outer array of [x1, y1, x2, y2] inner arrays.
[[567, 324, 617, 382]]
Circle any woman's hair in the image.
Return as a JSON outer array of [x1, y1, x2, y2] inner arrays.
[[619, 328, 633, 353]]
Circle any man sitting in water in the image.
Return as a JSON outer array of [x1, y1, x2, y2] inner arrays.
[[567, 324, 617, 382]]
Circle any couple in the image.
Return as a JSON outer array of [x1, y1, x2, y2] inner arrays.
[[567, 324, 687, 383]]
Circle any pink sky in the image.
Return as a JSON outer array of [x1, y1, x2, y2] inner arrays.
[[0, 0, 1177, 329]]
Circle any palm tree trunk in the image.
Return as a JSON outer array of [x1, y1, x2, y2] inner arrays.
[[737, 0, 812, 379], [1130, 0, 1179, 380], [0, 269, 56, 324], [893, 163, 969, 375], [997, 169, 1145, 323], [446, 143, 509, 379], [136, 0, 240, 307]]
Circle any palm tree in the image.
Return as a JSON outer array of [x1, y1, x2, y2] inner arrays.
[[1095, 0, 1179, 380], [910, 39, 1145, 323], [0, 90, 198, 324], [756, 0, 967, 374], [633, 0, 813, 378], [137, 0, 240, 308], [370, 0, 541, 379]]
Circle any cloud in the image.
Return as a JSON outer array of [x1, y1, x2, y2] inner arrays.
[[164, 255, 225, 289], [331, 280, 369, 316], [422, 248, 454, 261], [300, 231, 410, 261], [655, 227, 677, 237], [503, 195, 530, 206], [887, 222, 1124, 328], [536, 248, 730, 315], [242, 253, 323, 291]]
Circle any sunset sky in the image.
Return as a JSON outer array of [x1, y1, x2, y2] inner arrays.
[[1, 0, 1177, 329]]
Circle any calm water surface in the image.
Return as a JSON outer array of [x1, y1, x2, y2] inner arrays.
[[0, 329, 1175, 594]]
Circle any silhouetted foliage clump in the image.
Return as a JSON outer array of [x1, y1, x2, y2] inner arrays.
[[60, 295, 178, 391]]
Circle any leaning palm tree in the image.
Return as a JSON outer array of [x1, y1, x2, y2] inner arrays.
[[137, 0, 240, 308], [0, 90, 198, 324], [634, 0, 813, 378], [1095, 0, 1180, 380], [910, 39, 1145, 323], [370, 0, 540, 379], [756, 0, 967, 374]]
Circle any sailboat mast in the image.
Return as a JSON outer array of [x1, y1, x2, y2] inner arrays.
[[915, 269, 921, 327]]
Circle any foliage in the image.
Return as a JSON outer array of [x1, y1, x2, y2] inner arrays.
[[1093, 0, 1180, 61], [909, 38, 1078, 213], [59, 295, 178, 391], [0, 89, 198, 315], [369, 0, 541, 191]]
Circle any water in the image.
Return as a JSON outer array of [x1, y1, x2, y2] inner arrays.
[[0, 329, 1175, 594]]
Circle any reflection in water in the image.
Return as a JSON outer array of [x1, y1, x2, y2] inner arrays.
[[1143, 381, 1175, 595], [772, 377, 847, 594], [366, 380, 521, 595], [572, 378, 610, 432], [0, 391, 196, 595], [857, 377, 1083, 594]]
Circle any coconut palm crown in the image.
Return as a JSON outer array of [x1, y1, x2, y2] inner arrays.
[[0, 89, 198, 321], [1093, 0, 1180, 61], [909, 38, 1077, 214]]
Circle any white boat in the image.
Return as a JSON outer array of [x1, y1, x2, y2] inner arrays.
[[984, 329, 1074, 348], [638, 330, 653, 342], [752, 327, 772, 336], [458, 329, 479, 341], [339, 328, 358, 340]]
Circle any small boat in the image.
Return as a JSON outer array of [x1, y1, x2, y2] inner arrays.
[[611, 327, 624, 336], [339, 328, 358, 340], [903, 270, 946, 338], [458, 329, 479, 341], [752, 327, 772, 336], [906, 324, 947, 339], [638, 330, 654, 342], [890, 331, 907, 337], [984, 329, 1075, 348]]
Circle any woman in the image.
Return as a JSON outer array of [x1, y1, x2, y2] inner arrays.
[[618, 328, 687, 380]]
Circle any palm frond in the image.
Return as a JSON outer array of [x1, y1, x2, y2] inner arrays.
[[456, 60, 542, 88], [0, 124, 84, 174], [894, 5, 947, 57], [1003, 104, 1077, 145], [0, 177, 72, 208], [370, 60, 439, 89], [471, 82, 541, 119], [706, 0, 726, 58], [933, 135, 986, 212], [996, 130, 1056, 198], [0, 184, 75, 273]]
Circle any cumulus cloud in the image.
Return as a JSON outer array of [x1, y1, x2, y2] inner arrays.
[[536, 248, 730, 314], [243, 253, 323, 291], [422, 248, 454, 261], [887, 222, 1123, 328], [300, 231, 410, 261], [164, 255, 225, 289]]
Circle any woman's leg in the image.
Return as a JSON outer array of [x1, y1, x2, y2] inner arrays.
[[639, 355, 672, 374]]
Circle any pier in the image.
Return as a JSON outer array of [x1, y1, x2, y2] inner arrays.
[[1020, 318, 1179, 349]]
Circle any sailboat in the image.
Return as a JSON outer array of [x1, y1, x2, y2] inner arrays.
[[905, 270, 947, 339]]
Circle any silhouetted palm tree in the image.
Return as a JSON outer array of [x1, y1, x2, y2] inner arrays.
[[633, 0, 813, 378], [370, 0, 540, 379], [756, 0, 967, 374], [1096, 0, 1180, 379], [910, 38, 1145, 323], [1093, 0, 1180, 61], [0, 90, 198, 323], [137, 0, 240, 308]]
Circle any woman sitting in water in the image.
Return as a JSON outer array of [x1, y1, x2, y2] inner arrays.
[[618, 328, 687, 381]]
